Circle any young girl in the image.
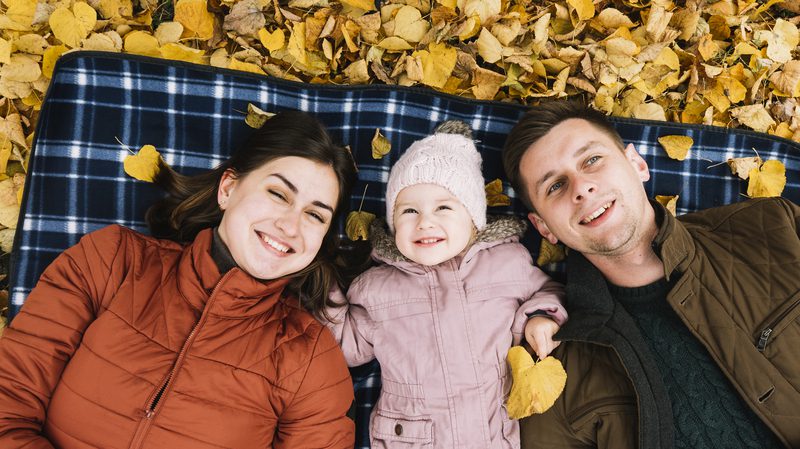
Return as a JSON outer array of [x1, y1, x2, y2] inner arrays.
[[325, 121, 567, 448]]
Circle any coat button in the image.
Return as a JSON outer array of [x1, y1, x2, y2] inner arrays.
[[394, 423, 403, 436]]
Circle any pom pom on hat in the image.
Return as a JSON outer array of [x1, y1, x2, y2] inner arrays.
[[385, 120, 486, 233]]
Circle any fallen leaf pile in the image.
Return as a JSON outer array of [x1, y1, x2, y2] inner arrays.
[[506, 345, 567, 419], [2, 0, 800, 325]]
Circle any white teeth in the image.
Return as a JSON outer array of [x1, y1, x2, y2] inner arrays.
[[419, 238, 440, 244], [262, 234, 290, 253], [581, 202, 612, 224]]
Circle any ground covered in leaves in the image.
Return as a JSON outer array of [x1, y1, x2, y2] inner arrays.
[[1, 0, 800, 328]]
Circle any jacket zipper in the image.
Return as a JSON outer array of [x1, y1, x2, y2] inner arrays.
[[756, 295, 800, 352], [127, 270, 234, 449]]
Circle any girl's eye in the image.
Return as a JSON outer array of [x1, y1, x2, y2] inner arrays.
[[547, 181, 564, 195], [269, 190, 287, 201], [401, 208, 418, 214], [307, 211, 326, 224]]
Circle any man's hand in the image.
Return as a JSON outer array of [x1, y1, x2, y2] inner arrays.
[[524, 316, 561, 360]]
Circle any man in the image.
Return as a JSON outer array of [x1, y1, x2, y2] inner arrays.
[[502, 100, 800, 449]]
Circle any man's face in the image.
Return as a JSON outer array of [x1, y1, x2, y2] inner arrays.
[[519, 118, 652, 257]]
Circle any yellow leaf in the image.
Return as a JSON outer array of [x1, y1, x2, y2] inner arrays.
[[155, 21, 185, 45], [344, 59, 370, 84], [0, 114, 27, 149], [460, 0, 500, 24], [484, 179, 510, 207], [654, 194, 678, 216], [81, 32, 122, 52], [3, 0, 36, 30], [457, 16, 481, 41], [258, 28, 285, 52], [0, 54, 41, 82], [124, 31, 162, 58], [42, 45, 70, 78], [160, 43, 206, 65], [658, 135, 693, 161], [377, 36, 413, 52], [174, 0, 216, 40], [567, 0, 594, 22], [288, 22, 308, 65], [767, 19, 799, 64], [339, 0, 376, 11], [124, 145, 163, 183], [228, 58, 265, 75], [393, 5, 429, 43], [0, 136, 12, 174], [49, 2, 97, 48], [506, 346, 567, 419], [697, 34, 720, 61], [653, 47, 679, 71], [13, 34, 48, 55], [476, 27, 502, 64], [769, 60, 800, 97], [340, 22, 359, 53], [345, 210, 376, 241], [471, 67, 505, 100], [726, 156, 762, 180], [371, 128, 391, 159], [417, 42, 457, 89], [730, 104, 775, 133], [0, 37, 10, 65], [718, 76, 746, 104], [747, 160, 785, 198], [245, 103, 274, 129], [536, 238, 566, 266]]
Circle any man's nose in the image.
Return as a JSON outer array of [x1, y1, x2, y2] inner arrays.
[[572, 177, 597, 202]]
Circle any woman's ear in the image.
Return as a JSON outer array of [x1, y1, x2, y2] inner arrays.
[[217, 169, 238, 210]]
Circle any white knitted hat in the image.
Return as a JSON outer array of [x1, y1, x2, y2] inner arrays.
[[385, 121, 486, 233]]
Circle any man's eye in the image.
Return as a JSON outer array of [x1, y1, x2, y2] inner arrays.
[[547, 181, 563, 195], [586, 155, 601, 165], [401, 208, 418, 214]]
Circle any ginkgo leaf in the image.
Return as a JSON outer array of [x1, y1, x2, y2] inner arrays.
[[49, 2, 97, 48], [258, 28, 285, 52], [346, 210, 376, 241], [655, 194, 678, 216], [124, 144, 163, 182], [727, 156, 762, 180], [485, 178, 510, 207], [658, 135, 693, 161], [506, 346, 567, 419], [244, 103, 275, 129], [747, 159, 786, 198], [371, 128, 391, 159], [536, 238, 566, 266]]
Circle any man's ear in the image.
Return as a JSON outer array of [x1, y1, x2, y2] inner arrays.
[[217, 169, 238, 210], [528, 212, 558, 245], [624, 143, 650, 182]]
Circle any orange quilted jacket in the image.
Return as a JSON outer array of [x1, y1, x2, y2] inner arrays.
[[0, 225, 354, 449]]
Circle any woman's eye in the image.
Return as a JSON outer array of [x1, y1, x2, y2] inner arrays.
[[269, 190, 287, 201], [547, 181, 564, 195], [307, 211, 326, 224]]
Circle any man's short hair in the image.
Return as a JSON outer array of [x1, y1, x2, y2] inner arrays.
[[502, 99, 625, 211]]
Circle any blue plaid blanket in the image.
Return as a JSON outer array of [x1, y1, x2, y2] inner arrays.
[[11, 52, 800, 448]]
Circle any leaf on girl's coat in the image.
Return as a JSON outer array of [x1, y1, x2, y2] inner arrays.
[[484, 179, 510, 207], [124, 145, 163, 183], [506, 346, 567, 419]]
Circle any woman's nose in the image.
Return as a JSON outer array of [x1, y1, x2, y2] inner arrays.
[[275, 210, 301, 236]]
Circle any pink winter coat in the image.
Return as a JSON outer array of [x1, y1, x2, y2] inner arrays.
[[325, 217, 566, 449]]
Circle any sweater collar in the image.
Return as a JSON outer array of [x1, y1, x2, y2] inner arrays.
[[176, 228, 290, 317]]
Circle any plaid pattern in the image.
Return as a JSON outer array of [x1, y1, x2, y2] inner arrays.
[[11, 52, 800, 448]]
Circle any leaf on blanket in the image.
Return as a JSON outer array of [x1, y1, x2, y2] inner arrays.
[[506, 346, 567, 419], [124, 144, 163, 183], [346, 210, 375, 241], [536, 238, 566, 266], [655, 194, 679, 216], [371, 128, 391, 160], [244, 103, 275, 129], [727, 156, 762, 180], [485, 179, 510, 207], [658, 135, 693, 161], [747, 159, 786, 198]]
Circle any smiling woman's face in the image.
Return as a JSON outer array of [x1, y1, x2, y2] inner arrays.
[[216, 156, 340, 280]]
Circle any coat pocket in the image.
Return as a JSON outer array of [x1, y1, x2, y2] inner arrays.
[[371, 411, 433, 448], [367, 298, 432, 322], [754, 290, 800, 352]]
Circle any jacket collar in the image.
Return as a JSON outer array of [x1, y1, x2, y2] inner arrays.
[[651, 200, 695, 281], [176, 228, 290, 317], [368, 215, 527, 273]]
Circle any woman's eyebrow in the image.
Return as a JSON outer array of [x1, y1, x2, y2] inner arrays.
[[270, 173, 334, 213]]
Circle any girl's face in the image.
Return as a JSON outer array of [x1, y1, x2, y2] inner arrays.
[[217, 156, 339, 280], [393, 183, 476, 266]]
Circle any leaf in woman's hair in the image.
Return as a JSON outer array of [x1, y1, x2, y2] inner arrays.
[[345, 210, 376, 241], [245, 103, 275, 129], [124, 145, 163, 183], [506, 346, 567, 419]]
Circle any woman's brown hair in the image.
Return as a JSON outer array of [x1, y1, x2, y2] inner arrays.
[[146, 110, 357, 317]]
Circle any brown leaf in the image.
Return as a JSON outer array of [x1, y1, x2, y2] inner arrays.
[[371, 128, 391, 159], [223, 0, 265, 37], [345, 210, 376, 241]]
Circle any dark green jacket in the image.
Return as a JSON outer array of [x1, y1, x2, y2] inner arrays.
[[521, 198, 800, 449]]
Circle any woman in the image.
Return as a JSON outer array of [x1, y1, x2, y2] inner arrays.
[[0, 111, 357, 448]]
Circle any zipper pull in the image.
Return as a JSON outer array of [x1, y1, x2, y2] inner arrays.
[[144, 409, 155, 419], [757, 328, 773, 352]]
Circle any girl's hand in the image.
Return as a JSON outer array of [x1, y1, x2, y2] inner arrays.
[[524, 316, 561, 360]]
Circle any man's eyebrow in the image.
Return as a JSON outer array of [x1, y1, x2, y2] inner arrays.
[[271, 174, 334, 213], [533, 142, 602, 193]]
